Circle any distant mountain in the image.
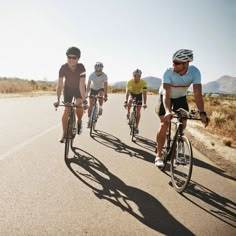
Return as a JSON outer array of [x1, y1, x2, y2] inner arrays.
[[143, 76, 161, 90], [112, 76, 161, 90], [202, 75, 236, 94], [112, 81, 126, 88]]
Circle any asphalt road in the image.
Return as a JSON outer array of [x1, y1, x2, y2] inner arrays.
[[0, 94, 235, 236]]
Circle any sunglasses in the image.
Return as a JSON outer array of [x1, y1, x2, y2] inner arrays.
[[173, 61, 184, 65], [67, 56, 77, 60], [95, 69, 102, 72]]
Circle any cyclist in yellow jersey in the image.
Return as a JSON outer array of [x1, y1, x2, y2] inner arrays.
[[124, 69, 147, 134]]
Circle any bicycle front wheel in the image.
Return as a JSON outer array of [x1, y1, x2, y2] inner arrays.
[[65, 138, 71, 160], [64, 113, 76, 160], [90, 106, 97, 136], [170, 136, 193, 193], [130, 112, 136, 141]]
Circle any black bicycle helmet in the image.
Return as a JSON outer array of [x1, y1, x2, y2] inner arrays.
[[66, 47, 81, 58]]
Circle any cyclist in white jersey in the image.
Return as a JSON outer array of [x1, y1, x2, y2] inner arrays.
[[86, 62, 108, 126], [155, 49, 208, 167]]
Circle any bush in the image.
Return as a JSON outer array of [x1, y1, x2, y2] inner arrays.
[[223, 138, 232, 147], [211, 111, 226, 128]]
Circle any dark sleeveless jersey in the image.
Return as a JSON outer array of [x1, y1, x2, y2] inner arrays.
[[59, 63, 86, 88]]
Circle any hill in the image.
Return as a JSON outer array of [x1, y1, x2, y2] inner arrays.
[[202, 75, 236, 94]]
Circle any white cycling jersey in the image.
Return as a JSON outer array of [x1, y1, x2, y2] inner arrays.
[[159, 65, 201, 99], [89, 72, 108, 90]]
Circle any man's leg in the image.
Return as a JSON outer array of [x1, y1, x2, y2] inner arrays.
[[98, 90, 104, 106], [98, 90, 104, 115], [76, 98, 84, 134], [136, 106, 141, 128], [60, 88, 72, 142], [62, 107, 69, 135], [156, 116, 169, 157], [88, 97, 94, 118], [126, 98, 132, 119]]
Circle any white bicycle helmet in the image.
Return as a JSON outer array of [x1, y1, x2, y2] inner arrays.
[[94, 62, 104, 71], [172, 49, 193, 62], [133, 69, 142, 77]]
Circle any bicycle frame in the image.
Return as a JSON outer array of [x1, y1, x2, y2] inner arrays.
[[129, 100, 138, 141], [165, 116, 184, 162], [160, 108, 202, 193], [57, 101, 83, 160], [89, 95, 104, 136], [128, 99, 146, 141]]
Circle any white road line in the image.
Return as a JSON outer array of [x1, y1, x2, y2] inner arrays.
[[0, 123, 61, 160]]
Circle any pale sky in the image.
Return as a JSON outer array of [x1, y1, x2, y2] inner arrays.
[[0, 0, 235, 84]]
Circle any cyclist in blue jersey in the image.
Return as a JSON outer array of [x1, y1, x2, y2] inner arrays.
[[155, 49, 208, 167]]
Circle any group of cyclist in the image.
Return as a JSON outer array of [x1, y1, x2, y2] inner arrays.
[[54, 46, 208, 167]]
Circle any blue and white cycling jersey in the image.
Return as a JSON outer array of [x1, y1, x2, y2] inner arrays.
[[159, 65, 201, 99]]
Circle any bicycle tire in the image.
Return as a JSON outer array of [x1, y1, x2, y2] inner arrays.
[[64, 138, 71, 160], [92, 110, 97, 131], [64, 112, 76, 160], [131, 112, 136, 141], [90, 105, 97, 136], [170, 136, 193, 193], [64, 118, 72, 160]]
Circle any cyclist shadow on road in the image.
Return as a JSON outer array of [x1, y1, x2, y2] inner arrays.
[[193, 157, 236, 182], [65, 148, 194, 235], [90, 130, 155, 163], [132, 135, 156, 152], [182, 180, 236, 229]]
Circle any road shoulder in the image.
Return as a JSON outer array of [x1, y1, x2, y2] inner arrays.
[[185, 121, 236, 179]]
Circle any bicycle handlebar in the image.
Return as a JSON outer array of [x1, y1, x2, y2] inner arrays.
[[172, 108, 201, 120], [88, 95, 105, 99], [54, 101, 84, 111], [172, 108, 209, 127]]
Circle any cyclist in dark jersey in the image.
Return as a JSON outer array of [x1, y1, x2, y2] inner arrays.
[[54, 47, 87, 143]]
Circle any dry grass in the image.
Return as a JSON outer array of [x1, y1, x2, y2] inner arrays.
[[0, 77, 56, 93], [188, 95, 236, 144]]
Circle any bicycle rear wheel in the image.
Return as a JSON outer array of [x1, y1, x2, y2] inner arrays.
[[170, 136, 193, 193]]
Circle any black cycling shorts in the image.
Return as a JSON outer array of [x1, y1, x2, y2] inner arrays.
[[157, 95, 189, 116], [90, 88, 104, 96], [63, 87, 82, 103], [130, 93, 142, 105]]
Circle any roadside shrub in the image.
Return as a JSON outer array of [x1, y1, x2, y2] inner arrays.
[[210, 111, 226, 128], [223, 138, 232, 147], [209, 98, 221, 106]]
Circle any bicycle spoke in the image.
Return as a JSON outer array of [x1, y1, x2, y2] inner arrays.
[[170, 136, 193, 193]]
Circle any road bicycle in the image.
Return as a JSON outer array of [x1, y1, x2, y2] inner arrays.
[[127, 99, 146, 141], [56, 102, 83, 160], [88, 95, 104, 137], [158, 108, 208, 193]]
